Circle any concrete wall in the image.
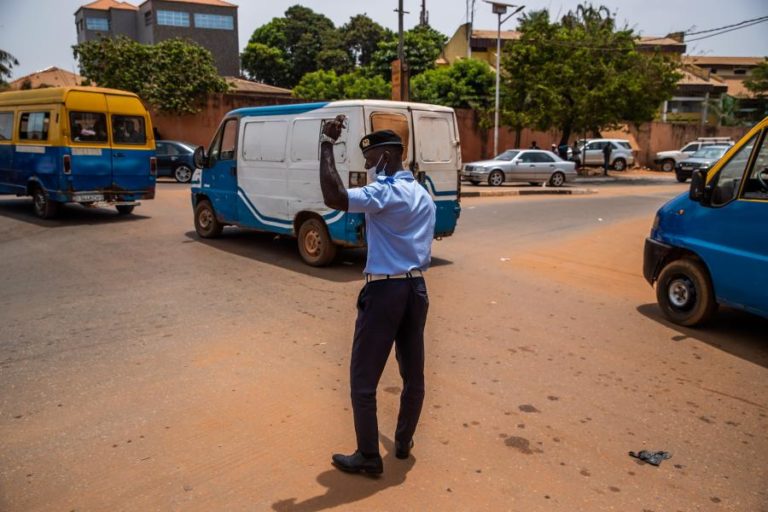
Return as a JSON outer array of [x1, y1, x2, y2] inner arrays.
[[150, 93, 299, 147], [454, 108, 752, 167]]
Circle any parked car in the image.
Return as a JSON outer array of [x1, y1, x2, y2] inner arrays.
[[462, 149, 577, 187], [674, 145, 730, 183], [156, 140, 196, 183], [574, 139, 635, 171], [654, 137, 733, 172]]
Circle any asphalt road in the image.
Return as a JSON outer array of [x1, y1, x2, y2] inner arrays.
[[1, 181, 766, 511]]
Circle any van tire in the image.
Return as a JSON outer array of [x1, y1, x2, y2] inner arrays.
[[31, 186, 60, 219], [116, 205, 135, 215], [612, 158, 627, 171], [656, 259, 717, 327], [194, 199, 223, 238], [174, 165, 193, 183], [298, 217, 337, 266]]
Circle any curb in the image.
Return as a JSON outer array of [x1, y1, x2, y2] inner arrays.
[[461, 187, 598, 198]]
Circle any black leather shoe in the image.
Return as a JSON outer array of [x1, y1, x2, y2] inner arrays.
[[331, 451, 383, 475], [395, 440, 414, 459]]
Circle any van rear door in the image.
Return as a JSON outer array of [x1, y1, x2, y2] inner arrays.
[[107, 95, 154, 193], [66, 91, 112, 193]]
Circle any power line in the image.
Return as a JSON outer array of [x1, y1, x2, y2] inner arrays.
[[685, 18, 768, 42], [684, 15, 768, 36]]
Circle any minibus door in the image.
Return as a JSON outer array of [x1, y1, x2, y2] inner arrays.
[[107, 96, 154, 194], [65, 94, 113, 193]]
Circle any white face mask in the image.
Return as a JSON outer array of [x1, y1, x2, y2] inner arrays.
[[366, 154, 386, 182]]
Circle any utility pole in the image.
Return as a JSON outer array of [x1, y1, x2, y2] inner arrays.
[[393, 0, 409, 101], [467, 0, 476, 58], [420, 0, 428, 26]]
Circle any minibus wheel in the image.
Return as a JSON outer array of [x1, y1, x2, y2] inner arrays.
[[194, 199, 223, 238], [656, 259, 717, 327], [298, 217, 337, 266], [31, 187, 60, 219]]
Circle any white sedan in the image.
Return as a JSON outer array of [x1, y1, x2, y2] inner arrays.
[[462, 149, 578, 187]]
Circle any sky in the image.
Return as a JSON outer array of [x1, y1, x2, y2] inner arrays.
[[1, 0, 767, 80]]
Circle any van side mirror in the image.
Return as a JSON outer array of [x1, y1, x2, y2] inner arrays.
[[193, 146, 207, 168], [689, 169, 711, 204]]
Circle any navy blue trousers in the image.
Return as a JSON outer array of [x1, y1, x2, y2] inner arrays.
[[350, 277, 429, 456]]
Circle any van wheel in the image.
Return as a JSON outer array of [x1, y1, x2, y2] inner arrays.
[[194, 199, 223, 238], [612, 158, 627, 171], [31, 186, 60, 219], [661, 159, 675, 172], [656, 259, 717, 326], [116, 205, 135, 215], [298, 217, 337, 266], [488, 170, 505, 187], [174, 165, 193, 183], [676, 174, 687, 183]]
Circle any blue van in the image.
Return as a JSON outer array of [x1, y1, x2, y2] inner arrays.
[[643, 116, 768, 326], [0, 87, 156, 218], [190, 100, 461, 266]]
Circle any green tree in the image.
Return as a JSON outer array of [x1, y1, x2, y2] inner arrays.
[[240, 42, 290, 86], [412, 59, 495, 114], [73, 37, 228, 114], [744, 58, 768, 97], [293, 69, 390, 101], [340, 15, 393, 67], [369, 25, 448, 81], [501, 4, 681, 145], [0, 49, 19, 87]]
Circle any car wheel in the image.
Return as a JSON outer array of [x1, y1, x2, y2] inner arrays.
[[115, 205, 135, 215], [488, 170, 504, 187], [174, 164, 193, 183], [469, 180, 481, 186], [656, 259, 717, 326], [298, 217, 337, 266], [194, 199, 223, 238], [31, 186, 60, 219], [676, 174, 687, 183], [549, 172, 565, 187], [612, 158, 627, 171], [661, 159, 675, 172]]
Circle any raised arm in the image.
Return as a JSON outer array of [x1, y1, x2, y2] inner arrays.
[[319, 115, 349, 212]]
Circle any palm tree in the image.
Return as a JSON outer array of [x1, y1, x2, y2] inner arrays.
[[1, 49, 19, 85]]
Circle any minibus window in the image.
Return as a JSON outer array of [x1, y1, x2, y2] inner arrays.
[[69, 112, 107, 143], [743, 132, 768, 200], [112, 115, 146, 145], [19, 112, 50, 141], [711, 132, 758, 206], [0, 112, 12, 141], [370, 112, 410, 160]]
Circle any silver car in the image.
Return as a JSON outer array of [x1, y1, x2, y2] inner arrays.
[[576, 139, 635, 171], [462, 150, 577, 187]]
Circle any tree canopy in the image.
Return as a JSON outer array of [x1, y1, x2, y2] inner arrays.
[[0, 49, 19, 87], [501, 4, 681, 144], [412, 58, 495, 118], [744, 58, 768, 97], [73, 37, 228, 115], [293, 69, 390, 101], [369, 25, 448, 81]]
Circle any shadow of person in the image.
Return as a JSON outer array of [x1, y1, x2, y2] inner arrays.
[[271, 434, 415, 512]]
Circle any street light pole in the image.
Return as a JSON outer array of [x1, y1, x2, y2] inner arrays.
[[484, 1, 524, 156]]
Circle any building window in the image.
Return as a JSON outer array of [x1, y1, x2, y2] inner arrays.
[[157, 10, 190, 27], [144, 10, 153, 26], [734, 69, 747, 75], [194, 13, 234, 30], [86, 17, 109, 31]]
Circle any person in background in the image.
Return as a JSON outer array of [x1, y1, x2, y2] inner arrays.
[[530, 141, 540, 150], [603, 141, 613, 176]]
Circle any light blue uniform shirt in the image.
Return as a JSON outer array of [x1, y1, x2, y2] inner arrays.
[[347, 169, 437, 275]]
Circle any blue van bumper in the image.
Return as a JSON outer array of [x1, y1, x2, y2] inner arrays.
[[643, 237, 673, 285]]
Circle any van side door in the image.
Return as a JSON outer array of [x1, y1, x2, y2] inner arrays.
[[692, 129, 768, 315], [411, 110, 460, 194], [205, 117, 239, 222]]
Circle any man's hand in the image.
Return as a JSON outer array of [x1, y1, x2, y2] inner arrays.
[[323, 114, 347, 142]]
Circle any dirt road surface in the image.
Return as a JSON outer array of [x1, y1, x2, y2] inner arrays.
[[1, 182, 766, 511]]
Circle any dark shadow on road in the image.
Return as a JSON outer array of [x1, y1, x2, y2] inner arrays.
[[637, 303, 768, 369], [0, 198, 150, 227], [185, 230, 453, 284], [271, 435, 415, 512]]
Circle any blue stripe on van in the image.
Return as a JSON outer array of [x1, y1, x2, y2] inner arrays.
[[229, 102, 330, 119], [237, 186, 344, 226], [424, 175, 457, 197]]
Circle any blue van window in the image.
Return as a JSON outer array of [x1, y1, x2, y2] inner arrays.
[[112, 115, 146, 144], [0, 112, 12, 140], [70, 111, 107, 143], [19, 112, 50, 141], [743, 132, 768, 200], [711, 132, 757, 206]]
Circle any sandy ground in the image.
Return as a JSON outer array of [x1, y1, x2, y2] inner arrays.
[[0, 183, 766, 511]]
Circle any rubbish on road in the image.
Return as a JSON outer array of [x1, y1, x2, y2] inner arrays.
[[598, 217, 604, 222], [629, 450, 672, 466], [500, 257, 510, 261]]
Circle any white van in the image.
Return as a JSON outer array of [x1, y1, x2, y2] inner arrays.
[[190, 100, 462, 265]]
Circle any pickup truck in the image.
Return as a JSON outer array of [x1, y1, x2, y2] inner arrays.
[[654, 137, 733, 172]]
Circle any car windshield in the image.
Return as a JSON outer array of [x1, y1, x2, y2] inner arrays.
[[692, 147, 728, 159], [495, 150, 520, 161]]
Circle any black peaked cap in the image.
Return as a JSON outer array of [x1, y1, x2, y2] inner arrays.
[[359, 130, 403, 152]]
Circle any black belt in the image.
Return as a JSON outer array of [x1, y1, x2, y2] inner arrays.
[[365, 269, 423, 283]]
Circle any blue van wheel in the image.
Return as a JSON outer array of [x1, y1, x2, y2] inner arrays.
[[656, 259, 717, 327], [32, 187, 60, 219], [298, 217, 337, 266], [194, 199, 223, 238]]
